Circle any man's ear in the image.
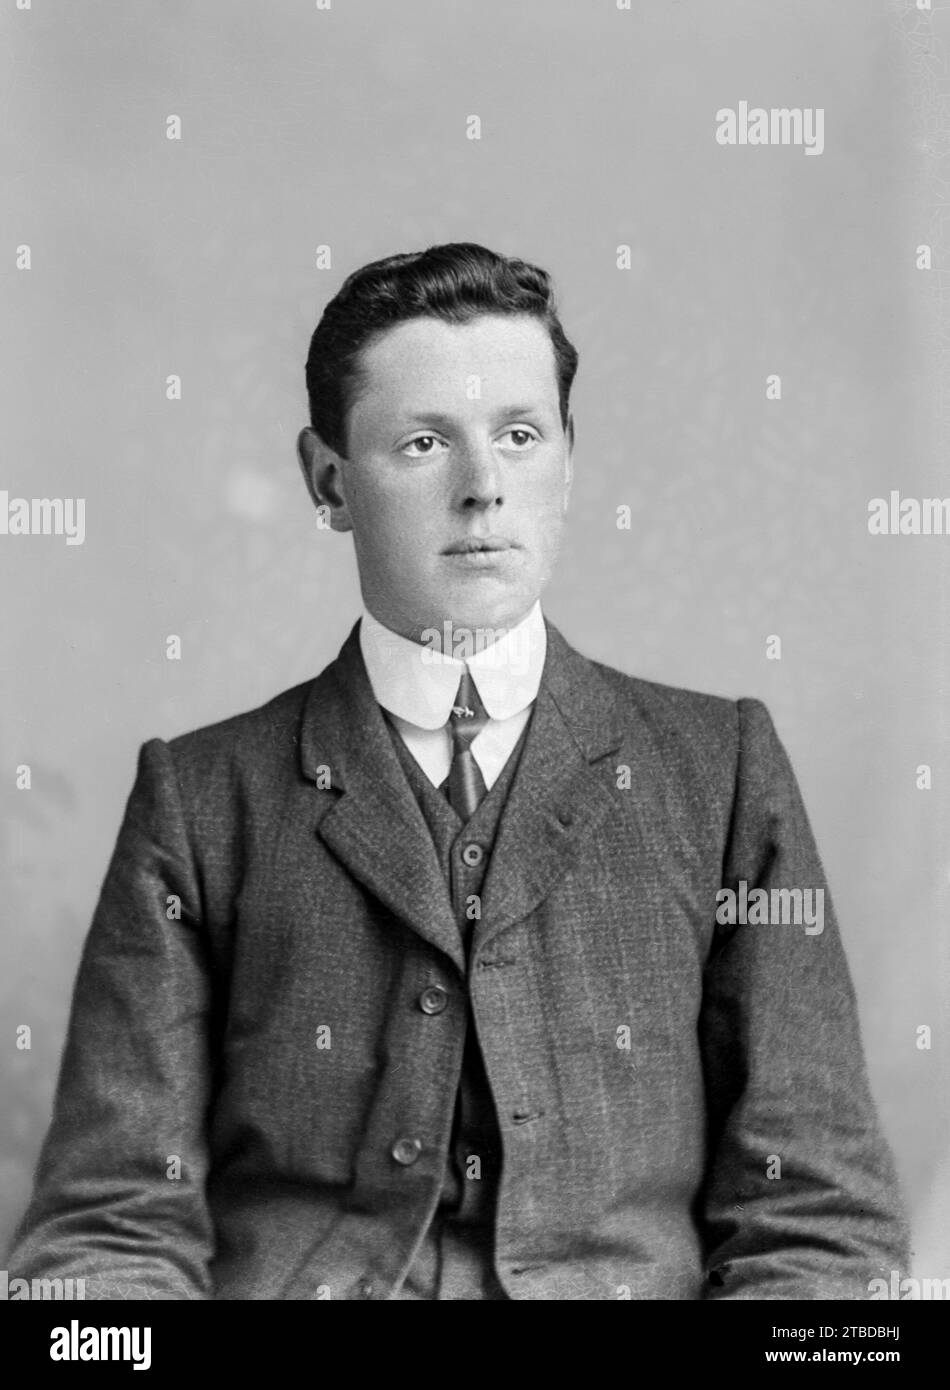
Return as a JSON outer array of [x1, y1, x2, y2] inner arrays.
[[562, 414, 575, 509], [296, 427, 353, 533]]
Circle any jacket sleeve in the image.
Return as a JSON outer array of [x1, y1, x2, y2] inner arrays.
[[6, 739, 217, 1300], [697, 697, 910, 1299]]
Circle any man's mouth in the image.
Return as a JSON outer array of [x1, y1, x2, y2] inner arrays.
[[442, 537, 518, 555]]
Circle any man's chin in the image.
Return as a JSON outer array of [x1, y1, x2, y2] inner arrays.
[[364, 571, 543, 647]]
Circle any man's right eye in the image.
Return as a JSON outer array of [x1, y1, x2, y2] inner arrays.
[[400, 435, 445, 458]]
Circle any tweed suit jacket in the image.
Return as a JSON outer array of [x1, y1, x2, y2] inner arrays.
[[9, 618, 908, 1300]]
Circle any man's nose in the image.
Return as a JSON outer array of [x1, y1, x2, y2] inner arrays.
[[455, 438, 503, 509]]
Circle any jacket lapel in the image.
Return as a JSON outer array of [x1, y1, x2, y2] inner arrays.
[[476, 620, 626, 950], [297, 617, 627, 968], [298, 622, 466, 975]]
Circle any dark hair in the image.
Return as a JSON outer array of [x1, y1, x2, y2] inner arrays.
[[304, 242, 578, 457]]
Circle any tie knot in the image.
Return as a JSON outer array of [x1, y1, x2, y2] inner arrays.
[[448, 668, 488, 748]]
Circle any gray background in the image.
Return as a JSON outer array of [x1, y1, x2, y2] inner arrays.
[[2, 0, 948, 1283]]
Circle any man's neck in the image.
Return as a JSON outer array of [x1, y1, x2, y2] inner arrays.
[[362, 606, 539, 655]]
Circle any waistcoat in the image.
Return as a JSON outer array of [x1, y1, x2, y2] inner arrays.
[[384, 713, 531, 1298]]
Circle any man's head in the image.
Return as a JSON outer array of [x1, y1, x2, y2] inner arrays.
[[297, 243, 578, 645]]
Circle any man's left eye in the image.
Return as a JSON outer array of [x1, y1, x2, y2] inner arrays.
[[501, 429, 537, 449]]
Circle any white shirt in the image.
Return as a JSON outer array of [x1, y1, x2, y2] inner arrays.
[[359, 602, 547, 790]]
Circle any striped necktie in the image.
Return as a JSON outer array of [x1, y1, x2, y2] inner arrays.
[[444, 667, 489, 820]]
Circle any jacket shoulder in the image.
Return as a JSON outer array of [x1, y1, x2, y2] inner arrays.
[[580, 658, 778, 845], [159, 679, 315, 778], [588, 655, 744, 742]]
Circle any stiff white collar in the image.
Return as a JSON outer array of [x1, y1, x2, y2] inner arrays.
[[359, 601, 547, 731]]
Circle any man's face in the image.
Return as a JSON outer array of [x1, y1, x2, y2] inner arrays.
[[312, 313, 573, 643]]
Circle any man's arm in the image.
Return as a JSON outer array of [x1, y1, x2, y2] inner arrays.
[[7, 740, 217, 1299], [697, 697, 910, 1299]]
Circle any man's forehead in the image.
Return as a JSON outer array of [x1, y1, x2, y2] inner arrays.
[[355, 313, 558, 408]]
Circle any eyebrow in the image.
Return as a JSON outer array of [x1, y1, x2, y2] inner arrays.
[[400, 404, 547, 429]]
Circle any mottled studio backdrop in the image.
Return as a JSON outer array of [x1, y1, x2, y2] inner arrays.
[[2, 0, 948, 1279]]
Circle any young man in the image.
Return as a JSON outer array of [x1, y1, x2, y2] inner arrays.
[[9, 243, 908, 1300]]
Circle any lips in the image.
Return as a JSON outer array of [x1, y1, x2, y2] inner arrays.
[[442, 537, 517, 555]]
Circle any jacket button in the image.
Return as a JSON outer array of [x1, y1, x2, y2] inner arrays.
[[419, 985, 448, 1015], [461, 842, 484, 867], [357, 1277, 374, 1298], [391, 1137, 423, 1166]]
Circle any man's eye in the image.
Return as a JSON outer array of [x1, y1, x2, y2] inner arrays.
[[401, 436, 444, 458], [500, 428, 538, 449]]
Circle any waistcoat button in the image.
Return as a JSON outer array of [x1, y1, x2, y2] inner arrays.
[[391, 1137, 423, 1166], [461, 842, 484, 867], [419, 985, 449, 1015]]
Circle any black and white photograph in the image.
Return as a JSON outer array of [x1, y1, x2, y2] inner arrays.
[[1, 0, 947, 1359]]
